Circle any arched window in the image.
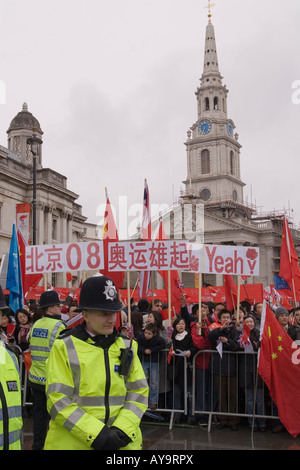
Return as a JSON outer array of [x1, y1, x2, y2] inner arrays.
[[201, 149, 210, 174], [205, 97, 210, 110], [214, 97, 218, 110]]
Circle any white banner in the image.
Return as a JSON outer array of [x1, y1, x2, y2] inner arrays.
[[107, 241, 259, 276], [25, 241, 259, 276], [25, 241, 104, 274]]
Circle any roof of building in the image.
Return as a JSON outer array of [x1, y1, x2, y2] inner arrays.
[[6, 102, 43, 134]]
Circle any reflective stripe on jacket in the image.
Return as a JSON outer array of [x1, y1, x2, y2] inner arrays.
[[29, 316, 66, 385], [0, 343, 23, 450], [44, 331, 149, 450]]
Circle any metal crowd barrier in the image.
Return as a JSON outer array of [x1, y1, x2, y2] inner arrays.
[[141, 349, 279, 432], [17, 346, 279, 432]]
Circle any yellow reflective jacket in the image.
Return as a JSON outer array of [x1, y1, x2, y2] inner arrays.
[[0, 343, 23, 450], [44, 325, 149, 450], [29, 315, 66, 386]]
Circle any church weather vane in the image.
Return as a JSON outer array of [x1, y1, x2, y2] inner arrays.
[[204, 0, 216, 23]]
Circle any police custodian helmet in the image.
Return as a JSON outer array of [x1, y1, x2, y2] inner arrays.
[[40, 290, 61, 309], [76, 275, 122, 312]]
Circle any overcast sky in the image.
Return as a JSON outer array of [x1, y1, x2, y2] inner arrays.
[[0, 0, 300, 236]]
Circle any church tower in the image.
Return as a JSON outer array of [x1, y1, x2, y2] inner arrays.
[[183, 9, 249, 218]]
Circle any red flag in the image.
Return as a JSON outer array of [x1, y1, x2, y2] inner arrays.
[[23, 348, 32, 373], [138, 179, 151, 298], [156, 220, 183, 314], [100, 189, 124, 291], [279, 216, 300, 293], [167, 345, 173, 364], [223, 275, 237, 311], [239, 322, 251, 346], [17, 230, 43, 298], [258, 303, 300, 437], [66, 272, 73, 282]]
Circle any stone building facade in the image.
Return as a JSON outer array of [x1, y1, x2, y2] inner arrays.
[[0, 103, 88, 287]]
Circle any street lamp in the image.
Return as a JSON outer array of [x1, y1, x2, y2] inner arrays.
[[26, 134, 43, 245]]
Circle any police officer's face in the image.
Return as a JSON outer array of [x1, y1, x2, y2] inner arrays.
[[83, 309, 116, 336]]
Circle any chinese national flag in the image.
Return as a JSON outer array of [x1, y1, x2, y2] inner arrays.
[[156, 220, 183, 314], [279, 216, 300, 293], [100, 190, 125, 291], [223, 275, 237, 311], [258, 303, 300, 437]]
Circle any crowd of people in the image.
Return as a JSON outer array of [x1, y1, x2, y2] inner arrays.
[[119, 295, 300, 433], [1, 283, 300, 449]]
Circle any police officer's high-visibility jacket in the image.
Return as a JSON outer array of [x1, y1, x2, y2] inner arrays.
[[29, 315, 66, 386], [44, 324, 149, 450], [0, 342, 23, 450]]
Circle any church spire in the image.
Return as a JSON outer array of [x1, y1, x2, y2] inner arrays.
[[200, 5, 223, 90], [183, 5, 246, 211]]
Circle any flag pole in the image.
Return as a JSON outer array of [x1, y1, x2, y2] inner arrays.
[[198, 272, 202, 335], [237, 275, 241, 324], [292, 278, 297, 307], [127, 271, 131, 326], [168, 270, 171, 325]]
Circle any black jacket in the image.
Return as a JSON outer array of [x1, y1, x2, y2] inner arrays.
[[168, 332, 197, 384], [208, 324, 241, 376], [136, 331, 166, 363]]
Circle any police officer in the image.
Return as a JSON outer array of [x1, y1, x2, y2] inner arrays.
[[0, 285, 23, 450], [44, 275, 149, 450], [29, 289, 66, 450]]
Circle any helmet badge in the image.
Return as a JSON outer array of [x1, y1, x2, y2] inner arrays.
[[103, 280, 117, 301]]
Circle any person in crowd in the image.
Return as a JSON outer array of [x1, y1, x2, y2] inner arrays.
[[118, 325, 131, 339], [208, 308, 241, 430], [147, 310, 167, 339], [122, 297, 138, 316], [147, 310, 172, 406], [151, 298, 163, 313], [0, 311, 16, 345], [168, 316, 197, 424], [252, 302, 263, 329], [130, 309, 144, 337], [208, 302, 225, 323], [275, 306, 300, 342], [240, 300, 252, 314], [191, 312, 215, 426], [239, 314, 266, 432], [29, 290, 66, 450], [135, 298, 151, 329], [136, 322, 166, 410], [292, 306, 300, 328], [15, 308, 33, 351]]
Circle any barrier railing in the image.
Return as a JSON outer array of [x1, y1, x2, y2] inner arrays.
[[141, 348, 279, 432], [18, 347, 279, 432]]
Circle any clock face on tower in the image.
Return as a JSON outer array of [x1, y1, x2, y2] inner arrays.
[[227, 122, 233, 137], [198, 120, 212, 135]]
